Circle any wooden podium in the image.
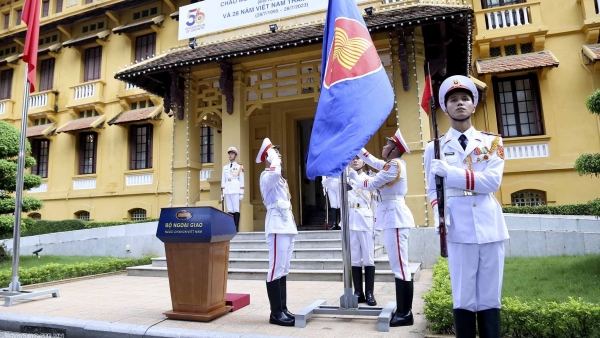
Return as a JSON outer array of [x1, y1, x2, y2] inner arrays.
[[156, 207, 237, 322]]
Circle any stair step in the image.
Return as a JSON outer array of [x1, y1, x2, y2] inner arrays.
[[127, 263, 421, 282], [227, 246, 385, 259], [230, 239, 341, 249], [151, 257, 393, 270], [233, 230, 342, 241]]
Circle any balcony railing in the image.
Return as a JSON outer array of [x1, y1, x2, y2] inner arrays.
[[125, 174, 153, 186], [0, 101, 6, 115], [475, 1, 545, 41], [505, 143, 549, 160], [73, 178, 96, 190], [28, 182, 48, 193], [125, 82, 138, 91], [67, 80, 105, 108], [28, 90, 57, 113]]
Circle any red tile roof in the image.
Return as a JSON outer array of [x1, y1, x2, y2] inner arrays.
[[113, 15, 165, 35], [57, 116, 105, 133], [583, 44, 600, 61], [27, 123, 56, 137], [108, 107, 161, 125], [475, 51, 559, 75]]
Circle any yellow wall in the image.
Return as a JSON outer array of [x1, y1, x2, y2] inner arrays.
[[1, 0, 599, 228]]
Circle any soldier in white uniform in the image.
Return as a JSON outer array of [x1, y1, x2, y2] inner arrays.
[[221, 146, 244, 231], [322, 176, 341, 230], [424, 75, 508, 338], [348, 129, 416, 327], [348, 155, 379, 306], [256, 138, 298, 327]]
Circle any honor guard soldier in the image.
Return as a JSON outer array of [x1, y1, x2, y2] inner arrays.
[[221, 146, 244, 231], [256, 138, 298, 327], [348, 155, 379, 306], [348, 129, 416, 327], [322, 176, 342, 230], [424, 75, 508, 338]]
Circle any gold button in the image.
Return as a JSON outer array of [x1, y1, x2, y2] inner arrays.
[[473, 203, 477, 207]]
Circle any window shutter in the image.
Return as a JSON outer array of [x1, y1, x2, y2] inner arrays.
[[529, 73, 544, 135], [78, 133, 85, 174], [91, 133, 98, 174], [31, 140, 40, 176], [148, 124, 153, 169], [129, 126, 136, 170]]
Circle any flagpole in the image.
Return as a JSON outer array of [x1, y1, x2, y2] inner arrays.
[[9, 64, 30, 292], [338, 167, 356, 308]]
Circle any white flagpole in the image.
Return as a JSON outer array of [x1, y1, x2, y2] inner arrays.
[[9, 63, 31, 292]]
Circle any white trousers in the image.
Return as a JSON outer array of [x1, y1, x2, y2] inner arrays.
[[266, 233, 295, 282], [350, 230, 375, 267], [383, 228, 410, 281], [448, 241, 505, 312], [225, 194, 240, 213]]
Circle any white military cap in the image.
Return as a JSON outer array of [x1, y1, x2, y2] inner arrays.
[[385, 129, 411, 154], [256, 138, 273, 163], [227, 146, 238, 155], [438, 75, 479, 112]]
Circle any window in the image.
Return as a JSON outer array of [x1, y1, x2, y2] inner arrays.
[[130, 99, 154, 110], [135, 33, 156, 61], [76, 211, 90, 221], [520, 42, 533, 54], [133, 7, 159, 20], [16, 9, 21, 25], [511, 190, 546, 206], [0, 69, 13, 100], [33, 118, 48, 126], [200, 126, 214, 163], [31, 139, 50, 178], [493, 74, 544, 138], [130, 208, 147, 221], [3, 13, 8, 30], [55, 0, 63, 13], [85, 0, 93, 4], [39, 58, 55, 91], [84, 46, 102, 82], [129, 124, 153, 170], [504, 44, 517, 56], [78, 109, 98, 118], [78, 132, 97, 175], [28, 213, 41, 220], [482, 0, 523, 8], [42, 1, 49, 17]]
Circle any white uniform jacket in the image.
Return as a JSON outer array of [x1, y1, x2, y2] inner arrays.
[[354, 149, 415, 230], [424, 127, 509, 244], [221, 162, 245, 195], [322, 176, 340, 208], [348, 172, 375, 232], [260, 156, 298, 237]]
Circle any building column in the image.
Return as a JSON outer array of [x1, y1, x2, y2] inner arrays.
[[221, 65, 254, 232], [172, 72, 202, 207]]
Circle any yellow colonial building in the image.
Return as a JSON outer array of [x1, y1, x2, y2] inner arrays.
[[0, 0, 599, 231]]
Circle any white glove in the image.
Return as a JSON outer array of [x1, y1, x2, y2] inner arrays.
[[239, 194, 244, 201], [266, 148, 278, 163], [431, 159, 451, 178], [347, 169, 359, 182], [432, 207, 440, 234]]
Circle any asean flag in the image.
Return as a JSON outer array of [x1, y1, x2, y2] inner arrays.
[[306, 0, 394, 180]]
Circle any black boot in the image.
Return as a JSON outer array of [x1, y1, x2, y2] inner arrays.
[[266, 280, 294, 326], [280, 276, 294, 319], [334, 209, 342, 230], [233, 212, 240, 232], [351, 266, 366, 303], [454, 309, 476, 338], [364, 266, 377, 306], [477, 308, 501, 338], [328, 208, 336, 230], [390, 278, 413, 327]]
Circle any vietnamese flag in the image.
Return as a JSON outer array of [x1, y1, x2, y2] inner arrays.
[[421, 75, 433, 115], [22, 0, 42, 93]]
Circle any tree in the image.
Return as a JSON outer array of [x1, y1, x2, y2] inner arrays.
[[0, 121, 43, 236], [575, 90, 600, 178]]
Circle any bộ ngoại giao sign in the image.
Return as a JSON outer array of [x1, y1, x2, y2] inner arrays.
[[178, 0, 370, 40]]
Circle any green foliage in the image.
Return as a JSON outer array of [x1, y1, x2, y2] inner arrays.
[[0, 218, 159, 239], [423, 258, 600, 337], [0, 242, 10, 264], [586, 89, 600, 116], [502, 199, 600, 217], [0, 257, 152, 287], [575, 154, 600, 178]]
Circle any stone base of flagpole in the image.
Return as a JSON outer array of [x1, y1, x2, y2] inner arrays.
[[0, 287, 60, 307], [294, 299, 396, 332]]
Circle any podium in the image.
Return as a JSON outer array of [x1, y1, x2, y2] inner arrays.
[[156, 206, 237, 322]]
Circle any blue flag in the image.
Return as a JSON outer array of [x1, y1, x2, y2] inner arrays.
[[305, 0, 395, 180]]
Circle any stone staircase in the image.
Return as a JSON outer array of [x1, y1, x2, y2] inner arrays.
[[126, 231, 421, 282]]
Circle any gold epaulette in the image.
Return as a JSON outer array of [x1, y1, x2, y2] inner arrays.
[[428, 134, 445, 143], [481, 131, 501, 137], [383, 160, 402, 187]]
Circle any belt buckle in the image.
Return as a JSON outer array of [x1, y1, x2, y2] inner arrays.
[[356, 203, 360, 208], [463, 191, 477, 196]]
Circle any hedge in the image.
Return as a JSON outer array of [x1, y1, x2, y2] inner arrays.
[[0, 218, 159, 239], [0, 256, 152, 287], [423, 258, 600, 337], [502, 198, 600, 217]]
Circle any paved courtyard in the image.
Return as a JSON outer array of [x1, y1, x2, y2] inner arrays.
[[0, 270, 433, 337]]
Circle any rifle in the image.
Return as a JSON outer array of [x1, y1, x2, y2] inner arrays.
[[323, 187, 329, 230], [428, 64, 448, 258], [220, 190, 225, 212]]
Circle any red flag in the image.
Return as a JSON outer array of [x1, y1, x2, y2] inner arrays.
[[421, 75, 432, 115], [22, 0, 42, 93]]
